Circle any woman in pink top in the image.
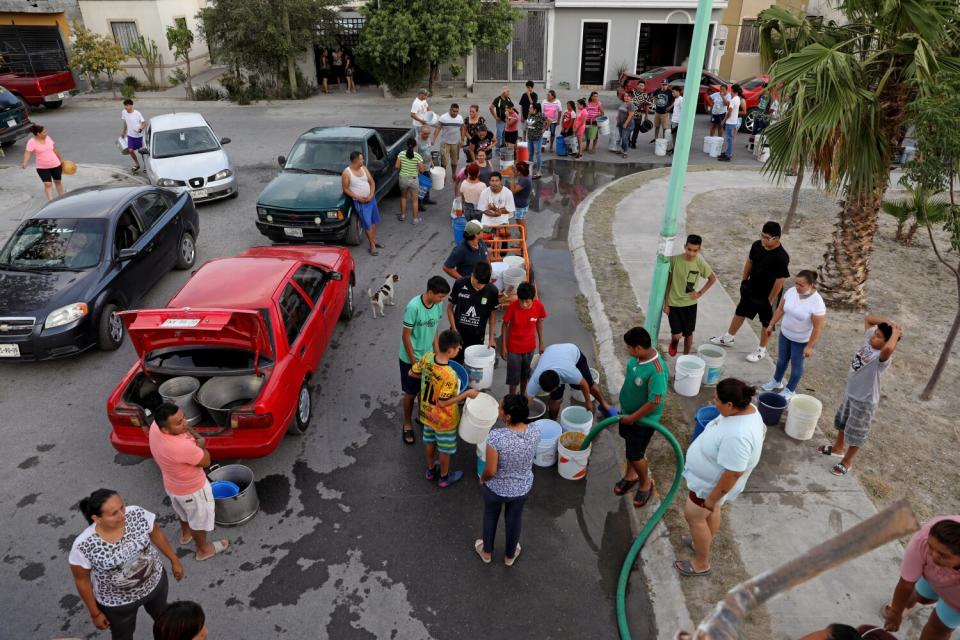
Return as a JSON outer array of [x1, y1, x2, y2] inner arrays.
[[883, 516, 960, 639], [503, 104, 520, 149], [583, 91, 605, 153], [574, 98, 588, 160], [21, 124, 65, 201]]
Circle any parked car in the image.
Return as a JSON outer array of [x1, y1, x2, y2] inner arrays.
[[707, 75, 771, 132], [0, 84, 31, 148], [256, 126, 413, 245], [107, 245, 356, 459], [140, 112, 237, 203], [616, 66, 726, 113], [0, 186, 199, 361], [0, 70, 75, 109]]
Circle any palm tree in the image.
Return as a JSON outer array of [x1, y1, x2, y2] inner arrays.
[[760, 0, 960, 307], [881, 183, 950, 244]]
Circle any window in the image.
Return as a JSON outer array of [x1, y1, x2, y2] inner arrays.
[[367, 136, 385, 162], [115, 208, 142, 252], [279, 283, 311, 346], [476, 10, 546, 82], [135, 192, 168, 229], [110, 21, 140, 52], [292, 265, 328, 304], [737, 19, 760, 54]]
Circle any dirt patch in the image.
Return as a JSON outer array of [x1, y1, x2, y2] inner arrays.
[[686, 187, 960, 522]]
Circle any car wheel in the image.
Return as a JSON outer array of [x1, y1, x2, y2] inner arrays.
[[344, 211, 362, 246], [175, 232, 196, 270], [97, 304, 124, 351], [340, 279, 354, 321], [742, 108, 761, 133], [287, 380, 313, 435], [43, 100, 63, 109], [229, 189, 239, 199]]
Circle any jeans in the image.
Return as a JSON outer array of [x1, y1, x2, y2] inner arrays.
[[496, 119, 506, 151], [549, 122, 558, 145], [723, 123, 737, 158], [482, 485, 529, 557], [618, 122, 634, 153], [99, 570, 168, 640], [773, 331, 807, 392], [529, 137, 543, 174]]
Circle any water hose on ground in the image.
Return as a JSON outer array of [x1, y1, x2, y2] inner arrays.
[[578, 415, 686, 640]]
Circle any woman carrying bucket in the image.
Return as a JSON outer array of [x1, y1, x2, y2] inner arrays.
[[476, 394, 540, 566], [760, 270, 827, 401], [677, 379, 765, 577]]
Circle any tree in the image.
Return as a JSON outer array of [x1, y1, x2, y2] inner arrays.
[[760, 0, 960, 307], [69, 21, 125, 98], [129, 35, 162, 89], [166, 23, 195, 99], [881, 184, 949, 244], [359, 0, 518, 94]]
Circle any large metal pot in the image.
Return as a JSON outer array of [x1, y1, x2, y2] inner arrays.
[[158, 376, 202, 426], [208, 464, 259, 526], [527, 397, 547, 423], [197, 375, 264, 427]]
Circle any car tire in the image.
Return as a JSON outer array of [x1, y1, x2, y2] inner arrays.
[[175, 232, 197, 270], [344, 211, 362, 246], [340, 279, 354, 321], [287, 380, 313, 435], [43, 100, 63, 109], [742, 108, 761, 133], [228, 189, 239, 199], [97, 304, 124, 351]]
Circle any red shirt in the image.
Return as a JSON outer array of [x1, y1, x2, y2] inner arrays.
[[148, 422, 206, 496], [503, 299, 547, 353]]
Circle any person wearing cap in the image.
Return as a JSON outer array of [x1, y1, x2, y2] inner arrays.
[[651, 80, 674, 143], [410, 88, 430, 136], [443, 220, 490, 280]]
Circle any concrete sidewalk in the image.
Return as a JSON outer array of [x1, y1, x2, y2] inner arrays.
[[574, 168, 924, 638]]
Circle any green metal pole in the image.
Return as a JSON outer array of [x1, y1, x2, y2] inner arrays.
[[643, 0, 716, 341]]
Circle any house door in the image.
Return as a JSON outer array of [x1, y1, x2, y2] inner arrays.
[[579, 22, 608, 86]]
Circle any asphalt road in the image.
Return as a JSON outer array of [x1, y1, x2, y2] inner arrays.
[[0, 99, 658, 639]]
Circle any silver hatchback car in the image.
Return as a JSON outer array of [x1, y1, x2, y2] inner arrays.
[[141, 112, 237, 203]]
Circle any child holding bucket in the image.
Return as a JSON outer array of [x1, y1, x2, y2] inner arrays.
[[663, 234, 717, 357], [410, 329, 479, 488]]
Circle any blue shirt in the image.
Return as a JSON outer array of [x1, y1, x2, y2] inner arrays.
[[683, 409, 765, 505], [526, 343, 583, 396], [514, 176, 532, 208]]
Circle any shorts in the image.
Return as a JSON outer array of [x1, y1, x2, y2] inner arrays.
[[506, 351, 533, 386], [668, 304, 698, 336], [619, 421, 655, 461], [399, 358, 420, 396], [127, 135, 144, 151], [514, 206, 528, 221], [654, 113, 671, 130], [547, 350, 594, 400], [735, 294, 774, 327], [504, 130, 519, 144], [36, 165, 62, 182], [399, 175, 418, 191], [915, 577, 960, 629], [421, 424, 458, 455], [353, 199, 381, 230], [440, 143, 461, 167], [710, 113, 724, 124], [169, 482, 215, 532], [834, 396, 876, 448]]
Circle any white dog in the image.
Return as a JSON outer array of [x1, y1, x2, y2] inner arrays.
[[368, 274, 400, 318]]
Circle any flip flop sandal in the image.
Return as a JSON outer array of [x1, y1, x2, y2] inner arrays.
[[680, 534, 696, 553], [402, 428, 415, 445], [474, 539, 491, 564], [674, 559, 710, 577], [397, 215, 406, 222], [881, 603, 919, 621], [634, 481, 655, 508], [613, 478, 638, 496], [197, 539, 229, 561], [375, 243, 385, 248], [818, 445, 844, 458], [369, 248, 379, 256], [831, 462, 850, 476], [179, 533, 193, 546], [504, 543, 522, 567]]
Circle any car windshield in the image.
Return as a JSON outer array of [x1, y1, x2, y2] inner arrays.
[[638, 67, 668, 80], [145, 346, 273, 372], [152, 126, 220, 159], [738, 77, 766, 91], [0, 218, 106, 270], [283, 139, 351, 174]]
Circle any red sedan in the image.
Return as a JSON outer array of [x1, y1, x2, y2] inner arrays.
[[107, 245, 355, 459], [707, 75, 771, 131], [616, 66, 726, 112]]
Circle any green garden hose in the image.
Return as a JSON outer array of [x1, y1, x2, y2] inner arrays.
[[577, 415, 686, 640]]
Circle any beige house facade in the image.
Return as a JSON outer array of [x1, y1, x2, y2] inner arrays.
[[717, 0, 807, 82]]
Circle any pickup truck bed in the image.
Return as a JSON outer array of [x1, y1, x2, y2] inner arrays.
[[0, 71, 75, 108]]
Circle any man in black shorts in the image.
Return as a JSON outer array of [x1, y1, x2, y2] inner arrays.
[[525, 343, 613, 420], [710, 221, 790, 362]]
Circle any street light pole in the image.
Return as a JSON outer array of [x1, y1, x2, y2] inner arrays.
[[642, 0, 714, 342]]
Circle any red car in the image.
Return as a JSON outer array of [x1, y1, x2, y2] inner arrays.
[[616, 66, 726, 113], [707, 75, 771, 131], [107, 245, 355, 459], [0, 70, 75, 109]]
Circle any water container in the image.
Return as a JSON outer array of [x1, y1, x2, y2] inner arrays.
[[674, 355, 705, 397], [211, 480, 240, 499], [558, 431, 591, 480], [476, 440, 487, 477], [502, 267, 525, 291], [532, 419, 563, 467], [758, 392, 789, 426], [450, 196, 463, 218], [697, 344, 726, 386], [702, 136, 713, 154], [563, 135, 579, 156], [448, 360, 469, 394], [158, 376, 202, 426], [707, 137, 724, 157], [451, 216, 466, 244], [570, 368, 600, 402], [429, 166, 446, 191], [527, 397, 547, 423], [785, 394, 822, 440], [693, 406, 720, 443], [655, 138, 668, 156], [560, 405, 594, 435], [597, 115, 611, 136], [503, 255, 525, 270], [759, 148, 771, 162], [464, 345, 496, 390], [609, 131, 622, 152], [516, 141, 529, 163], [556, 135, 567, 156], [491, 261, 511, 291], [208, 464, 259, 526], [459, 392, 499, 444]]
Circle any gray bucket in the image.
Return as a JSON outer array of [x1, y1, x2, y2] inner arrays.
[[208, 464, 259, 526], [158, 376, 202, 426], [527, 397, 547, 423], [198, 375, 264, 427]]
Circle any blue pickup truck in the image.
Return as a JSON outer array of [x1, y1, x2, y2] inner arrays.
[[255, 126, 413, 245]]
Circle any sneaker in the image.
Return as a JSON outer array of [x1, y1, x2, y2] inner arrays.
[[425, 462, 440, 481], [438, 470, 463, 488], [718, 155, 731, 162], [780, 389, 795, 401], [761, 379, 784, 392], [746, 348, 767, 363], [668, 341, 679, 357], [709, 335, 735, 347]]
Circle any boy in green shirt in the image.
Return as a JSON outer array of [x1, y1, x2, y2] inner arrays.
[[663, 234, 716, 357], [615, 327, 669, 508]]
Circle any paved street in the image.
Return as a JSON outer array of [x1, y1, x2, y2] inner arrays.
[[0, 99, 663, 639]]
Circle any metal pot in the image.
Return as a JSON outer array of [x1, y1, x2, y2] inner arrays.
[[197, 375, 264, 427], [158, 376, 202, 426], [207, 464, 259, 526], [527, 397, 547, 423]]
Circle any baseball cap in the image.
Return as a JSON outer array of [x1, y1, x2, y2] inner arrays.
[[464, 221, 483, 237]]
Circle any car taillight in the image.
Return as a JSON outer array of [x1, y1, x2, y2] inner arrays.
[[230, 410, 273, 429], [113, 400, 146, 428]]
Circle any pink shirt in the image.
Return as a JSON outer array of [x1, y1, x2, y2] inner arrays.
[[575, 110, 587, 136], [901, 515, 960, 610], [26, 136, 60, 169], [505, 112, 519, 133], [585, 101, 603, 121], [148, 422, 206, 496]]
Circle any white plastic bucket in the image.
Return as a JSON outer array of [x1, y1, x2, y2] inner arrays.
[[503, 255, 525, 270], [491, 261, 510, 291], [674, 355, 705, 397], [560, 405, 594, 435], [464, 345, 496, 390], [609, 131, 622, 151], [502, 267, 525, 291], [785, 394, 822, 441], [460, 392, 499, 444], [429, 166, 446, 191], [707, 137, 724, 157], [758, 148, 770, 162], [702, 136, 712, 154], [558, 432, 591, 480], [532, 419, 563, 467], [597, 116, 611, 136], [697, 344, 726, 386], [655, 138, 668, 156], [570, 368, 599, 402]]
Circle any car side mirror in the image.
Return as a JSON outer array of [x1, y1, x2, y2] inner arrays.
[[220, 137, 231, 145], [329, 271, 343, 281], [117, 248, 138, 261], [277, 155, 286, 167]]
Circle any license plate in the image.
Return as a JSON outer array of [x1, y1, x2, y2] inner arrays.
[[0, 344, 21, 358], [58, 92, 68, 99], [283, 227, 304, 238], [190, 189, 208, 200], [5, 119, 14, 128], [161, 318, 201, 328]]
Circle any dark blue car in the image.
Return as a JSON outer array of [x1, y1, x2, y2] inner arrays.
[[0, 185, 199, 360]]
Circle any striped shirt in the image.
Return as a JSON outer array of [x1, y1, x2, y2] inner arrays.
[[398, 152, 423, 177]]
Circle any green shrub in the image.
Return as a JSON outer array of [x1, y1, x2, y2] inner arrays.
[[193, 85, 224, 101], [120, 84, 136, 99], [122, 75, 142, 89]]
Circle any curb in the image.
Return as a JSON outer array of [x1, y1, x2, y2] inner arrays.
[[568, 172, 694, 640]]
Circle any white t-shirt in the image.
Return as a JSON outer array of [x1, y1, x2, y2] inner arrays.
[[477, 186, 515, 220], [437, 112, 464, 145], [726, 96, 741, 126], [779, 287, 827, 342], [684, 410, 765, 505], [411, 97, 429, 128], [671, 95, 683, 124], [121, 109, 145, 138]]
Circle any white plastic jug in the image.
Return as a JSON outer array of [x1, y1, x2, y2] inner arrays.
[[464, 345, 496, 390], [697, 344, 726, 386], [674, 355, 705, 397], [460, 392, 499, 444], [429, 166, 446, 191], [558, 432, 591, 480], [785, 394, 822, 441], [655, 138, 668, 156]]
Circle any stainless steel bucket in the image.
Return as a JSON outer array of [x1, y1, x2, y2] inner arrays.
[[158, 376, 202, 426], [527, 397, 547, 423], [197, 375, 264, 427], [208, 464, 259, 526]]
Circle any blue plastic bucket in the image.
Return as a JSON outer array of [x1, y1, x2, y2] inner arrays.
[[452, 216, 466, 244], [448, 360, 469, 394], [692, 406, 720, 443], [211, 480, 240, 499], [556, 135, 567, 156]]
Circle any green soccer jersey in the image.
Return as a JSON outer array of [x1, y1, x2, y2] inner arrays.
[[619, 353, 669, 420]]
